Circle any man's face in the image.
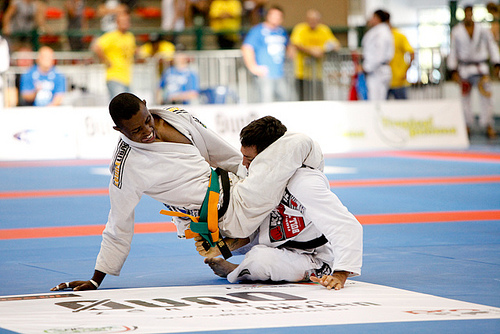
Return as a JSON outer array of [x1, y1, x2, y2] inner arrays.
[[241, 145, 258, 169], [266, 9, 283, 28], [37, 47, 54, 72], [117, 13, 131, 32], [464, 8, 473, 24], [114, 103, 157, 144], [306, 10, 320, 29], [368, 13, 380, 28]]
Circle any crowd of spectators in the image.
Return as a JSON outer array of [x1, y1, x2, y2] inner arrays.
[[0, 1, 499, 140]]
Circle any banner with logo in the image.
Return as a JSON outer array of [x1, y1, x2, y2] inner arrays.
[[0, 100, 468, 161], [188, 100, 469, 153], [0, 281, 498, 333]]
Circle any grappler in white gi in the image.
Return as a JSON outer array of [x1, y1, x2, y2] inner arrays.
[[447, 5, 500, 139], [51, 93, 323, 291], [359, 9, 394, 101], [198, 116, 363, 290]]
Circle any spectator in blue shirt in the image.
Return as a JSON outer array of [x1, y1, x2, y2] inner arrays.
[[20, 46, 66, 106], [241, 5, 291, 103], [158, 52, 200, 105]]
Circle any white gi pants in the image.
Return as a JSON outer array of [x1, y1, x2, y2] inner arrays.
[[366, 65, 392, 101], [462, 75, 494, 128], [226, 245, 323, 283]]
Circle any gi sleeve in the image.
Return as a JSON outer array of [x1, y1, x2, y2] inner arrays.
[[447, 27, 459, 71], [185, 111, 243, 175], [95, 147, 144, 276], [291, 169, 363, 276]]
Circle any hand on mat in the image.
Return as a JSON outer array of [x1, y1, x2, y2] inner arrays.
[[50, 280, 97, 291], [194, 235, 221, 258], [310, 271, 349, 290]]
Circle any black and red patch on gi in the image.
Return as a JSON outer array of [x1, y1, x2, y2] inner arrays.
[[269, 203, 305, 242]]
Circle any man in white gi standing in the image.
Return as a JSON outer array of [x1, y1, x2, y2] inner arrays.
[[359, 9, 394, 101], [51, 93, 323, 291], [447, 5, 500, 139], [199, 116, 363, 291]]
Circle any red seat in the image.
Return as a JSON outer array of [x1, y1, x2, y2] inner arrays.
[[45, 7, 64, 20], [137, 34, 150, 43], [39, 35, 60, 44], [82, 35, 94, 43], [84, 7, 96, 19], [136, 7, 162, 19]]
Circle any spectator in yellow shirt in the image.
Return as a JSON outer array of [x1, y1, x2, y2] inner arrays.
[[388, 21, 414, 100], [92, 11, 136, 100], [209, 0, 242, 49], [290, 9, 340, 101], [137, 33, 176, 77]]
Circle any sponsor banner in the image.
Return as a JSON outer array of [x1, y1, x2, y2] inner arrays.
[[0, 281, 499, 333], [73, 107, 119, 160], [188, 100, 469, 153], [0, 107, 79, 160], [0, 100, 468, 161]]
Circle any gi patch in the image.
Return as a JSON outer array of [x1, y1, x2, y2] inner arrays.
[[314, 262, 333, 277], [269, 202, 306, 243], [237, 269, 251, 278], [165, 106, 186, 114], [165, 106, 207, 128], [112, 140, 131, 189], [192, 116, 207, 128], [280, 188, 305, 214]]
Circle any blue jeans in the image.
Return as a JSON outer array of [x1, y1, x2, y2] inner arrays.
[[255, 76, 289, 103], [107, 81, 130, 100]]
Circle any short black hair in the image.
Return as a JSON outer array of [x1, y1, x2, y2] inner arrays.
[[109, 93, 144, 127], [240, 116, 287, 153], [374, 9, 390, 23]]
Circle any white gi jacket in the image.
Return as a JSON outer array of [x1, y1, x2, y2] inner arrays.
[[96, 108, 242, 275], [361, 22, 394, 74], [96, 108, 324, 276], [227, 167, 362, 282], [447, 22, 500, 79], [361, 22, 394, 100]]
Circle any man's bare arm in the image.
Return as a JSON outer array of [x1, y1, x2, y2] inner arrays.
[[51, 270, 107, 291]]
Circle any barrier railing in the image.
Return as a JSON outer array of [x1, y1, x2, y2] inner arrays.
[[2, 47, 447, 107]]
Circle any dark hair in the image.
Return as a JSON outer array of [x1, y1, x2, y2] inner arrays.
[[240, 116, 287, 153], [374, 9, 390, 23], [487, 3, 498, 14], [109, 92, 144, 127]]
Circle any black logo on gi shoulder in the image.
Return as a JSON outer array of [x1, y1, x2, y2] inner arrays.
[[192, 115, 207, 128], [280, 189, 305, 214], [112, 140, 131, 189], [165, 106, 187, 114]]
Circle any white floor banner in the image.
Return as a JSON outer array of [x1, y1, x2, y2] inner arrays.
[[0, 281, 498, 333]]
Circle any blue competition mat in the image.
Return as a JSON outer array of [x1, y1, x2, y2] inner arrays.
[[0, 145, 499, 333]]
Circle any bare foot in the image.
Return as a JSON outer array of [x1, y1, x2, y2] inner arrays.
[[204, 257, 238, 278]]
